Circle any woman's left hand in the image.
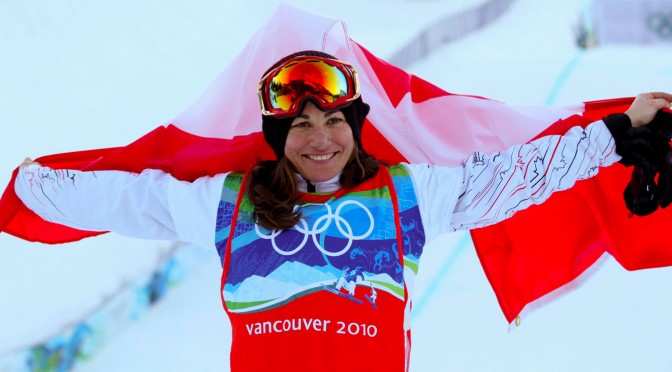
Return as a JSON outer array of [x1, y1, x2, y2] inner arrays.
[[625, 92, 672, 127]]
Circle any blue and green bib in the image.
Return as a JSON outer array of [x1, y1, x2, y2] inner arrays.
[[215, 164, 425, 371]]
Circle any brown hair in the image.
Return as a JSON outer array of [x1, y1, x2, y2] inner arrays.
[[246, 145, 381, 230]]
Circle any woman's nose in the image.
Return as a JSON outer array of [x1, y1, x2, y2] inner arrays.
[[309, 127, 330, 147]]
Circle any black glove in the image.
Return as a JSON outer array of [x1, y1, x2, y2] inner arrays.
[[604, 111, 672, 216], [655, 150, 672, 208], [647, 111, 672, 208], [623, 162, 658, 216], [604, 113, 660, 166]]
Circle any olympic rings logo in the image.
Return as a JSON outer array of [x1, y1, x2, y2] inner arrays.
[[646, 12, 672, 39], [255, 200, 375, 257]]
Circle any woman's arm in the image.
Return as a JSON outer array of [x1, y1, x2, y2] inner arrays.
[[449, 119, 618, 230], [407, 119, 619, 239], [15, 164, 226, 248], [410, 93, 672, 239]]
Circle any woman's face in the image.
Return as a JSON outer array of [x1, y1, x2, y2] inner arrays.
[[284, 101, 354, 183]]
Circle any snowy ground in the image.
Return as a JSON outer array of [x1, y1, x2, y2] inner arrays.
[[2, 0, 672, 371]]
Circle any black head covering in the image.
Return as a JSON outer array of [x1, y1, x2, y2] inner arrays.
[[260, 51, 370, 160]]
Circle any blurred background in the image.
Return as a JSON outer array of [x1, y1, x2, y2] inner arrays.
[[1, 0, 672, 371]]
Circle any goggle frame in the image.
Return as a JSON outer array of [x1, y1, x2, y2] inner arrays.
[[257, 55, 361, 118]]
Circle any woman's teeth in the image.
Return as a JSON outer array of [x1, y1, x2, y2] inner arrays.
[[307, 153, 335, 161]]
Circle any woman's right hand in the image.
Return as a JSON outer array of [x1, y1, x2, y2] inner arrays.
[[20, 157, 41, 168]]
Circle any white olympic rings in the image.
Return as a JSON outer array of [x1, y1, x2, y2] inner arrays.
[[255, 200, 375, 257]]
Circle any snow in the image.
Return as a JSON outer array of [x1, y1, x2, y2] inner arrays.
[[1, 0, 672, 371]]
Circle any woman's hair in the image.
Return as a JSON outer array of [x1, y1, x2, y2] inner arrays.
[[246, 145, 381, 230]]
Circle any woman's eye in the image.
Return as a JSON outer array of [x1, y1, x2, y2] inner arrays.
[[291, 121, 309, 128], [327, 117, 344, 125]]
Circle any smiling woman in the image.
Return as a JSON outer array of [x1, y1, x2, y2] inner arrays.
[[284, 104, 355, 183], [247, 51, 382, 231], [11, 47, 672, 371]]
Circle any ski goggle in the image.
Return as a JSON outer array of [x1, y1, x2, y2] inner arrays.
[[257, 55, 361, 117]]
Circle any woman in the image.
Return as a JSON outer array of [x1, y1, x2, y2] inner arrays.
[[16, 51, 672, 371]]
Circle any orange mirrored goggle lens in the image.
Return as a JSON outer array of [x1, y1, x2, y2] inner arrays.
[[258, 57, 360, 117]]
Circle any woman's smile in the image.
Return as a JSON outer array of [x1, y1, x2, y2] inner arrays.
[[304, 152, 338, 161]]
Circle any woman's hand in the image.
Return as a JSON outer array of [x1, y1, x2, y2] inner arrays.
[[625, 92, 672, 127], [19, 157, 41, 168]]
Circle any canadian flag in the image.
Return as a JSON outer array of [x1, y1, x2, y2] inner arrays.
[[0, 5, 668, 323]]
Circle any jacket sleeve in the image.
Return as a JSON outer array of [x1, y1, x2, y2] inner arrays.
[[14, 164, 227, 249], [407, 120, 621, 241]]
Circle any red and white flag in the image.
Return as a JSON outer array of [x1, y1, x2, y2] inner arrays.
[[1, 5, 668, 323]]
